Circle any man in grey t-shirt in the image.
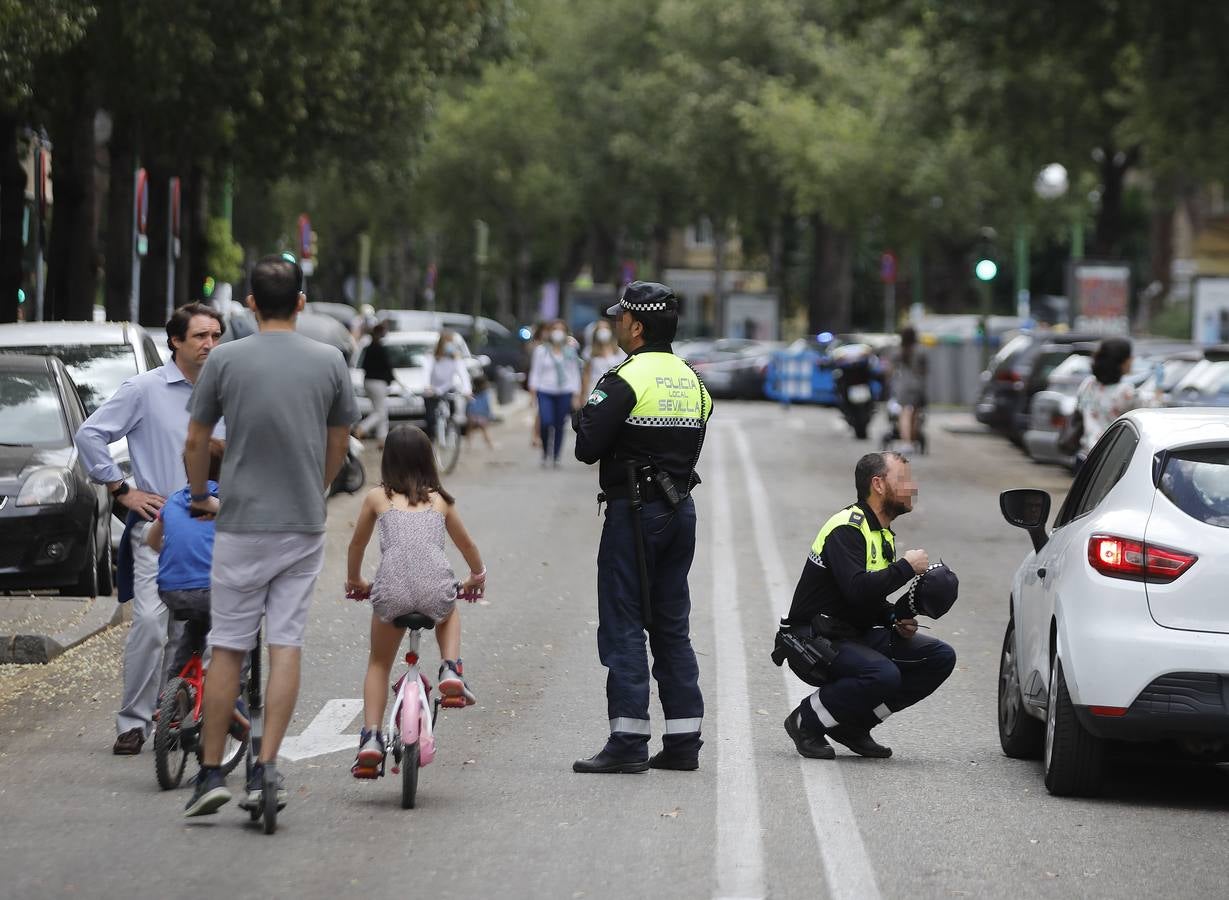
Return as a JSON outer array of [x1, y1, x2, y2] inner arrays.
[[182, 254, 357, 819]]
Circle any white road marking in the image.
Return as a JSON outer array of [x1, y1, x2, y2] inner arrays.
[[279, 698, 364, 761], [729, 426, 883, 900], [710, 432, 766, 900]]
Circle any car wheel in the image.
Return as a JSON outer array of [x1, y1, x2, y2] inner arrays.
[[997, 619, 1044, 759], [71, 525, 99, 598], [1043, 657, 1104, 796], [96, 533, 113, 597]]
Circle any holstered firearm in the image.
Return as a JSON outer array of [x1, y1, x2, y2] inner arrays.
[[771, 617, 841, 687]]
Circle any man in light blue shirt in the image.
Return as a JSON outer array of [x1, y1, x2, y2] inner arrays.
[[75, 302, 225, 755]]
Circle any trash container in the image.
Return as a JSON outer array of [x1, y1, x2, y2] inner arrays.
[[495, 366, 518, 405]]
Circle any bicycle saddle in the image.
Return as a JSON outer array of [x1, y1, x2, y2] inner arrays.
[[393, 613, 436, 630]]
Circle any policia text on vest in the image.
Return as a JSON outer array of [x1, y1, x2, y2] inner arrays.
[[572, 345, 712, 772]]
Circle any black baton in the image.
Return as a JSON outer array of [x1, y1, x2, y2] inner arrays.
[[626, 462, 653, 628]]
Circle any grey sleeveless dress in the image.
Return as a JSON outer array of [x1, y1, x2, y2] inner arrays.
[[370, 508, 457, 623]]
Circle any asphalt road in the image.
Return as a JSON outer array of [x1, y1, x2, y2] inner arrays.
[[1, 401, 1227, 900]]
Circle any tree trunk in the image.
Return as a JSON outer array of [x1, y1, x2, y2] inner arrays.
[[0, 116, 25, 324], [1092, 143, 1139, 259], [104, 124, 136, 322], [806, 214, 854, 333], [45, 89, 99, 321], [138, 162, 170, 327], [712, 219, 727, 337]]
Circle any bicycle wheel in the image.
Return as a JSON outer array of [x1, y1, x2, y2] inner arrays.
[[400, 741, 420, 810], [434, 417, 461, 474], [154, 678, 191, 790], [262, 764, 278, 834]]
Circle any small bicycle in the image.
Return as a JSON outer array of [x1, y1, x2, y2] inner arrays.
[[349, 583, 481, 809], [153, 638, 246, 791]]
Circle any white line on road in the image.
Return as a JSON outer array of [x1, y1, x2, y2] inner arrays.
[[279, 698, 364, 761], [710, 432, 766, 900], [729, 426, 883, 900]]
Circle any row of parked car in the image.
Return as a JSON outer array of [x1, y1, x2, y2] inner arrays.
[[974, 330, 1229, 469]]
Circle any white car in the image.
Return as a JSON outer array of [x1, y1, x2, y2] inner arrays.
[[998, 408, 1229, 796]]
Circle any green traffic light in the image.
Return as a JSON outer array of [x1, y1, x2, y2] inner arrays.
[[202, 276, 215, 298], [975, 259, 998, 282], [17, 288, 26, 304]]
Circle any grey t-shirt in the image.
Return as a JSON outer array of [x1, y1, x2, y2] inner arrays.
[[189, 331, 358, 533]]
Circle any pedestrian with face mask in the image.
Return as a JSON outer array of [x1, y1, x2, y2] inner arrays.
[[424, 330, 473, 437], [528, 319, 582, 468], [583, 318, 626, 398]]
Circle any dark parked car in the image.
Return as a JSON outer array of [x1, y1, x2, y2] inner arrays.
[[688, 339, 782, 399], [0, 355, 112, 596], [974, 331, 1098, 443]]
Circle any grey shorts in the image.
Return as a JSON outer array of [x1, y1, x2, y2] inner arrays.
[[208, 531, 326, 651]]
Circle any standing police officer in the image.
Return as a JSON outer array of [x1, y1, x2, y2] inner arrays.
[[572, 281, 712, 774], [780, 451, 956, 760]]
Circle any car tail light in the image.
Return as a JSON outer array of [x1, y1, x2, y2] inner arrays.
[[1087, 534, 1197, 583], [1050, 413, 1067, 429], [994, 370, 1023, 384], [1089, 706, 1128, 717]]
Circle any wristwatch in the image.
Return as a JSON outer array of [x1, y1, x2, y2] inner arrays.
[[190, 491, 211, 502], [110, 481, 131, 497]]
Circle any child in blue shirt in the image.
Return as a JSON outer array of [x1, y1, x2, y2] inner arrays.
[[148, 439, 223, 678]]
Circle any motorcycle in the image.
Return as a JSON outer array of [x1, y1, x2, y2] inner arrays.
[[830, 344, 884, 440], [329, 435, 367, 497]]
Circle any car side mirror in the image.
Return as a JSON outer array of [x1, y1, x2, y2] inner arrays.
[[1000, 489, 1051, 552]]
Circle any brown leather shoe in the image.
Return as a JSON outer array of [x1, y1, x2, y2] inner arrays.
[[113, 728, 145, 755]]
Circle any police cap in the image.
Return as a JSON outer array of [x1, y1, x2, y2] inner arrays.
[[606, 281, 679, 319], [895, 561, 959, 620]]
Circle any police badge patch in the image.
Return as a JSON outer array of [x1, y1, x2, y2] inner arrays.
[[587, 389, 607, 406]]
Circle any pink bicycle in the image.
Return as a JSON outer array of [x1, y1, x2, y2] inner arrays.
[[387, 602, 486, 808]]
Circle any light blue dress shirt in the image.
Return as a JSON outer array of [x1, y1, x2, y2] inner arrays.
[[75, 358, 222, 498]]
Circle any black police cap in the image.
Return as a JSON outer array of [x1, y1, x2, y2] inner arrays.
[[895, 561, 959, 620], [606, 281, 679, 318]]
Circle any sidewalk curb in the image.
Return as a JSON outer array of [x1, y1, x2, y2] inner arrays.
[[0, 596, 127, 665]]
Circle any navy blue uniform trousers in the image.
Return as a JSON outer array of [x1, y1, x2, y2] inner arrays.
[[809, 627, 956, 731], [597, 497, 703, 758]]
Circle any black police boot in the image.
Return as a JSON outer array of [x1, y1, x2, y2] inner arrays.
[[573, 749, 650, 774], [784, 712, 835, 760], [827, 724, 892, 758], [648, 749, 699, 771]]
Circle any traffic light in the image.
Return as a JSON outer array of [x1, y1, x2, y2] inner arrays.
[[975, 259, 998, 282], [17, 288, 25, 305], [202, 276, 215, 299]]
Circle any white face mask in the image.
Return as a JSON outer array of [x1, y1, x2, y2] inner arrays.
[[594, 328, 612, 342], [550, 330, 566, 344]]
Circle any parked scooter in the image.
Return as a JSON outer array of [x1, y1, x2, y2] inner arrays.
[[831, 344, 884, 440], [330, 435, 367, 497]]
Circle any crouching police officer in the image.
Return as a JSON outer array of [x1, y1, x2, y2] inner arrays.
[[776, 451, 956, 759], [571, 281, 712, 774]]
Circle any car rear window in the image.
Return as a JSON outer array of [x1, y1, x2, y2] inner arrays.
[[385, 343, 434, 368], [1159, 448, 1229, 527], [0, 371, 68, 445], [0, 343, 137, 414]]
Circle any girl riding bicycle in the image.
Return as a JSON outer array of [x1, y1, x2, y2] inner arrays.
[[345, 425, 486, 778]]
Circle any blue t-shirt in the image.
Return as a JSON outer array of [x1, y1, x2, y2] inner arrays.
[[157, 482, 218, 592]]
